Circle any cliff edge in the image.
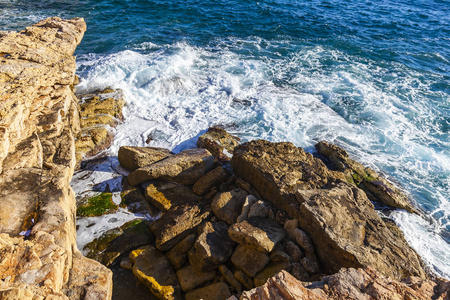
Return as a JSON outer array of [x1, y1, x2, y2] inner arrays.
[[0, 17, 112, 299]]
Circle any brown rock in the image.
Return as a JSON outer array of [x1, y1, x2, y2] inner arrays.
[[240, 270, 327, 300], [218, 265, 242, 293], [118, 146, 172, 171], [212, 189, 248, 225], [236, 195, 258, 223], [185, 282, 231, 300], [316, 141, 415, 213], [145, 181, 200, 211], [128, 148, 215, 186], [300, 257, 321, 274], [289, 228, 315, 254], [188, 222, 235, 271], [247, 200, 270, 218], [231, 140, 344, 220], [120, 177, 160, 217], [176, 264, 216, 292], [290, 262, 310, 281], [197, 127, 240, 162], [150, 203, 211, 251], [296, 182, 425, 279], [130, 245, 181, 300], [234, 270, 254, 290], [228, 217, 285, 253], [231, 245, 270, 278], [254, 261, 291, 287], [166, 234, 197, 270], [193, 166, 229, 195], [284, 241, 304, 262]]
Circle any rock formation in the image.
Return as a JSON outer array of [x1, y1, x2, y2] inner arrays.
[[0, 18, 112, 299]]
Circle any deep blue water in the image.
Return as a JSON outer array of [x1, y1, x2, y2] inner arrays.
[[1, 0, 449, 279]]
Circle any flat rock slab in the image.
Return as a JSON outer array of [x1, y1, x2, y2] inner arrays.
[[231, 245, 270, 278], [128, 148, 215, 186], [212, 189, 248, 225], [145, 181, 200, 211], [228, 217, 286, 253], [118, 146, 172, 171], [150, 203, 211, 251], [185, 282, 231, 300], [188, 222, 235, 271], [130, 245, 181, 300]]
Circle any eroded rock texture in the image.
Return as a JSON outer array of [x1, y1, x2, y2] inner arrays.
[[0, 18, 112, 299]]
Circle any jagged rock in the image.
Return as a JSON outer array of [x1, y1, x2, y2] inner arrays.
[[228, 217, 285, 253], [219, 265, 242, 293], [0, 17, 111, 299], [150, 203, 211, 251], [254, 260, 292, 287], [145, 181, 200, 211], [83, 219, 153, 266], [130, 245, 181, 300], [231, 245, 270, 278], [176, 264, 216, 292], [234, 270, 254, 290], [193, 166, 229, 195], [296, 182, 425, 280], [231, 140, 344, 220], [185, 282, 231, 300], [120, 177, 160, 217], [240, 270, 326, 300], [128, 148, 215, 186], [118, 146, 172, 171], [236, 195, 258, 223], [75, 88, 125, 162], [166, 234, 197, 270], [316, 141, 415, 213], [197, 127, 240, 162], [212, 189, 248, 225], [188, 222, 235, 271], [247, 200, 270, 218]]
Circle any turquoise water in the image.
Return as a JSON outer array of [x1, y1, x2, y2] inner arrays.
[[1, 0, 449, 279]]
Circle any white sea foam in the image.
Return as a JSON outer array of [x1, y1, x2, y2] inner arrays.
[[74, 40, 449, 278]]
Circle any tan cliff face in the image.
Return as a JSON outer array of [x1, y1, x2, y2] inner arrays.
[[0, 17, 112, 299]]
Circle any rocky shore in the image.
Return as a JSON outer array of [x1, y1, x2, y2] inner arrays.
[[1, 18, 449, 300]]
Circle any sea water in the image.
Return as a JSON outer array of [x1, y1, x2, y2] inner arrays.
[[1, 0, 449, 279]]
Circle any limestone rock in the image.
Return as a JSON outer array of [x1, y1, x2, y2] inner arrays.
[[290, 262, 310, 281], [118, 146, 172, 171], [316, 141, 415, 213], [188, 222, 235, 271], [185, 282, 231, 300], [284, 241, 304, 262], [300, 257, 320, 274], [128, 148, 215, 186], [296, 182, 425, 280], [231, 245, 270, 278], [231, 140, 344, 220], [150, 203, 211, 251], [145, 181, 200, 211], [234, 270, 254, 290], [197, 127, 240, 162], [228, 217, 285, 253], [130, 245, 181, 300], [120, 177, 160, 217], [247, 200, 270, 218], [212, 189, 248, 225], [219, 265, 242, 293], [236, 195, 258, 223], [289, 228, 315, 254], [193, 166, 229, 195], [176, 264, 216, 292], [166, 234, 197, 270]]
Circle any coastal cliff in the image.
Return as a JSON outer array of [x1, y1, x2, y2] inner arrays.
[[0, 18, 112, 299]]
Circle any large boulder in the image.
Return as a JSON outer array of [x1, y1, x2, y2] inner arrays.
[[150, 203, 211, 251], [231, 140, 344, 220], [315, 141, 415, 213], [128, 148, 215, 186], [188, 222, 235, 271], [228, 217, 286, 253], [296, 182, 425, 280], [130, 245, 181, 300], [118, 146, 172, 171], [197, 127, 240, 162]]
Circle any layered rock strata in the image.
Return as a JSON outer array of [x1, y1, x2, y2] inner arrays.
[[0, 18, 112, 299]]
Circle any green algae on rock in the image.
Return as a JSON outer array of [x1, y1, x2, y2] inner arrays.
[[77, 192, 118, 217]]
